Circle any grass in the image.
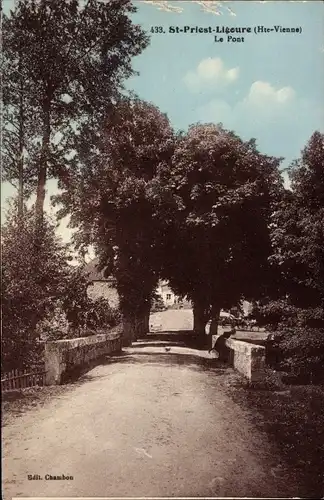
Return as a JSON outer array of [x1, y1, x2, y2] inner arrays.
[[225, 373, 324, 498]]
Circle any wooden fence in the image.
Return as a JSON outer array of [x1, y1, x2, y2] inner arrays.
[[1, 367, 47, 392]]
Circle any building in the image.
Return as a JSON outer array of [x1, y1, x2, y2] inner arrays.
[[156, 281, 191, 308], [84, 258, 119, 309], [156, 280, 177, 306], [84, 260, 190, 309]]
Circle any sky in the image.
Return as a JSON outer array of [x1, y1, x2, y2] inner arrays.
[[1, 0, 324, 249]]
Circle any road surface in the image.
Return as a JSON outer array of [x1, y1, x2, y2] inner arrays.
[[3, 338, 297, 499], [150, 308, 194, 331], [150, 309, 268, 340]]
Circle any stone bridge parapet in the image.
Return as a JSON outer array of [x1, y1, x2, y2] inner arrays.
[[223, 337, 266, 382], [45, 331, 122, 385]]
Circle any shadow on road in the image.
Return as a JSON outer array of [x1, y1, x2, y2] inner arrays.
[[132, 341, 187, 348], [60, 330, 222, 386], [136, 330, 210, 350], [69, 355, 230, 387], [64, 339, 231, 388], [118, 353, 229, 374]]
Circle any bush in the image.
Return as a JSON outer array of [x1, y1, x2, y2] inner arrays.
[[1, 207, 75, 370], [1, 206, 123, 367], [277, 324, 324, 384], [84, 297, 121, 331], [259, 301, 324, 383], [37, 297, 121, 341]]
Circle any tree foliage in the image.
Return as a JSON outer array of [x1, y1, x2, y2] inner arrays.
[[158, 123, 283, 342], [54, 98, 175, 344], [2, 0, 150, 361], [3, 0, 149, 224], [263, 131, 324, 380], [1, 204, 74, 369], [1, 202, 121, 369]]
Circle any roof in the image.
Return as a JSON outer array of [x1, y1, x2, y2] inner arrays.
[[83, 258, 115, 283]]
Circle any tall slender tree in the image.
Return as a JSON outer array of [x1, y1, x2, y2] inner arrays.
[[3, 0, 149, 226], [2, 18, 39, 217]]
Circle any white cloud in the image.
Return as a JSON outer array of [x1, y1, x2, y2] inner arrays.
[[198, 80, 296, 129], [244, 81, 295, 108], [196, 79, 322, 169], [184, 57, 239, 93]]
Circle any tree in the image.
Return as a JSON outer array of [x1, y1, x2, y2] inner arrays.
[[265, 131, 324, 381], [159, 124, 283, 347], [54, 98, 175, 345], [3, 0, 149, 227], [1, 203, 75, 370], [2, 19, 39, 217]]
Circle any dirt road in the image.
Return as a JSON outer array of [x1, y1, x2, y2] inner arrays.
[[3, 340, 298, 499]]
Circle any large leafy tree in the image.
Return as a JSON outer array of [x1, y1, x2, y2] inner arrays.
[[160, 124, 283, 346], [55, 98, 175, 345], [266, 131, 324, 380], [3, 0, 148, 226]]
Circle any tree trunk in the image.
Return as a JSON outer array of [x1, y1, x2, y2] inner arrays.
[[209, 304, 221, 349], [133, 296, 151, 340], [140, 300, 151, 338], [35, 100, 50, 229], [122, 313, 135, 347], [18, 63, 24, 219], [143, 311, 150, 335], [134, 310, 150, 340], [133, 315, 142, 341], [35, 165, 47, 226], [193, 300, 209, 348], [193, 302, 206, 334]]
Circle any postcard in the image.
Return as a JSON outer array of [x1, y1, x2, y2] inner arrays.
[[2, 1, 324, 499]]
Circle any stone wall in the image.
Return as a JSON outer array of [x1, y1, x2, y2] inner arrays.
[[45, 332, 121, 385], [223, 337, 266, 382]]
